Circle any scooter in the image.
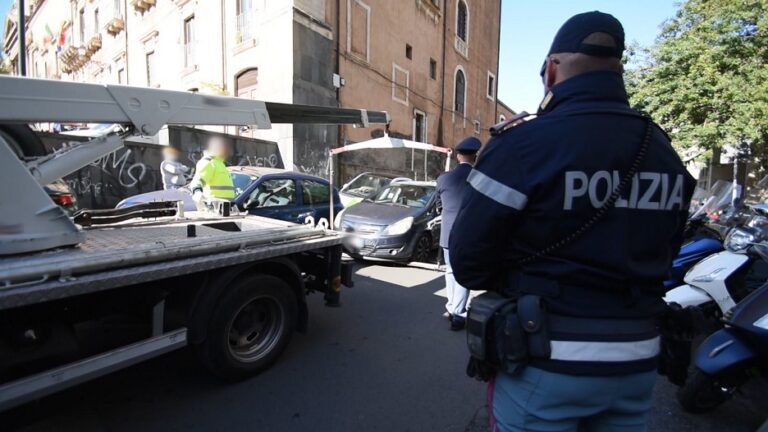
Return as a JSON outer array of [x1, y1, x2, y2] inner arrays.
[[677, 279, 768, 413], [659, 211, 768, 386], [663, 181, 740, 288], [665, 213, 768, 315]]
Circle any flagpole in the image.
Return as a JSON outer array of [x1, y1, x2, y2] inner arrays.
[[18, 0, 26, 76]]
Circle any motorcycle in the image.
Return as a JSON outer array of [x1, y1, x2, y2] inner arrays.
[[677, 278, 768, 413], [660, 208, 768, 386], [665, 211, 768, 314], [663, 181, 740, 289]]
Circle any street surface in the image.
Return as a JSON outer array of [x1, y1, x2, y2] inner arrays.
[[3, 264, 766, 432]]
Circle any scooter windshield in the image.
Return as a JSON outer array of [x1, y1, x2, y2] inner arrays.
[[690, 180, 736, 220]]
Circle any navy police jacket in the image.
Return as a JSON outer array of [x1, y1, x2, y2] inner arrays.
[[436, 163, 473, 249], [450, 71, 696, 375]]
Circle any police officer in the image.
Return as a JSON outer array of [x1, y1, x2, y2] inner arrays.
[[450, 12, 695, 432], [437, 137, 481, 331], [190, 136, 236, 207]]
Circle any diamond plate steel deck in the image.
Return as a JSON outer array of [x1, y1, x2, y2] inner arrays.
[[0, 215, 343, 310]]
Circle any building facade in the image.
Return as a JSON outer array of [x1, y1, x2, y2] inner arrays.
[[4, 0, 502, 180]]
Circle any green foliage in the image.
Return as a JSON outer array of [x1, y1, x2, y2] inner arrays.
[[626, 0, 768, 164]]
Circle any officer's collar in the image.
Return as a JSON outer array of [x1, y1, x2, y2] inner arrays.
[[537, 71, 629, 115]]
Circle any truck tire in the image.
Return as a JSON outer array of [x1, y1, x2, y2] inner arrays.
[[677, 368, 732, 413], [196, 274, 297, 381], [0, 124, 47, 158]]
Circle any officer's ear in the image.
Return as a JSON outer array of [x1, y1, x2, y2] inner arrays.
[[544, 57, 559, 92]]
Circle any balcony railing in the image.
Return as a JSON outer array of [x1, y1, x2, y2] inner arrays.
[[235, 11, 256, 44], [184, 42, 196, 68], [106, 16, 125, 36], [454, 34, 468, 58]]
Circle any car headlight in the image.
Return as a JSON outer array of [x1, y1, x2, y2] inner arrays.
[[725, 228, 756, 252], [334, 209, 346, 229], [383, 217, 414, 236]]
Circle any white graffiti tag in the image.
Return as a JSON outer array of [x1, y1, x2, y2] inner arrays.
[[91, 148, 147, 188]]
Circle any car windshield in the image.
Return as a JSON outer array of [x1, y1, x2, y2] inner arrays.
[[231, 172, 256, 196], [344, 174, 393, 197], [370, 185, 434, 208]]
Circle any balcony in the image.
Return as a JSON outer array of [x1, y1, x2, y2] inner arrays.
[[86, 34, 102, 55], [235, 11, 256, 46], [131, 0, 156, 14], [454, 34, 468, 59], [105, 16, 125, 36]]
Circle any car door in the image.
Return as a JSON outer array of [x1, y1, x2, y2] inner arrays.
[[243, 177, 300, 222], [298, 179, 334, 225]]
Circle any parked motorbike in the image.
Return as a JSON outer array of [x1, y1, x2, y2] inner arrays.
[[665, 212, 768, 314], [664, 181, 746, 289], [660, 208, 768, 386], [677, 278, 768, 413]]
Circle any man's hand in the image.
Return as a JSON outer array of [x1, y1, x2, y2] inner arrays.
[[192, 190, 205, 211]]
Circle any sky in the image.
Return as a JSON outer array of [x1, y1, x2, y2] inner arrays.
[[498, 0, 680, 114], [0, 0, 11, 43]]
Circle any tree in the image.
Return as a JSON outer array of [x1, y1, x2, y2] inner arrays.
[[626, 0, 768, 166]]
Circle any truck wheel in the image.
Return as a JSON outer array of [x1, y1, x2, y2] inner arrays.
[[677, 368, 733, 413], [196, 274, 297, 381], [0, 124, 47, 158]]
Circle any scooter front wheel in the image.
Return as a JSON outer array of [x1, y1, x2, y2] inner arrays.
[[677, 368, 734, 413]]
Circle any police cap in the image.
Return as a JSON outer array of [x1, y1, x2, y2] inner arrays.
[[547, 11, 625, 59], [455, 137, 481, 154]]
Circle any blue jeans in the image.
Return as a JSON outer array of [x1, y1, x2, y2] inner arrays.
[[490, 367, 656, 432]]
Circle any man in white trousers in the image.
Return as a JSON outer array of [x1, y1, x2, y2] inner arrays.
[[436, 137, 481, 331]]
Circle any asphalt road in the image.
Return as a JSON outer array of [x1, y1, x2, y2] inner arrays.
[[3, 264, 767, 432]]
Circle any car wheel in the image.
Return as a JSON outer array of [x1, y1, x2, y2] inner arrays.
[[195, 274, 297, 381], [411, 233, 432, 263]]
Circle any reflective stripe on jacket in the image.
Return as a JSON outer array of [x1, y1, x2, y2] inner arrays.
[[190, 156, 235, 199]]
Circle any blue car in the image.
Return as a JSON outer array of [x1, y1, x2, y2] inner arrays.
[[117, 167, 343, 225]]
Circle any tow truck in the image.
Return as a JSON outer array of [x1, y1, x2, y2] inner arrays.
[[0, 76, 389, 411]]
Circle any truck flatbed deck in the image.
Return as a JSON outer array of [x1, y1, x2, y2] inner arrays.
[[0, 216, 342, 310]]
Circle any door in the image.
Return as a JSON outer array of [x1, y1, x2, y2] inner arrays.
[[298, 179, 335, 225], [243, 178, 300, 222]]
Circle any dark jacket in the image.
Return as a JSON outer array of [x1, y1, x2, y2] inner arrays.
[[449, 71, 696, 375], [436, 163, 473, 248]]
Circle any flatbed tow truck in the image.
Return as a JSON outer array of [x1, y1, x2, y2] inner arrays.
[[0, 76, 389, 411]]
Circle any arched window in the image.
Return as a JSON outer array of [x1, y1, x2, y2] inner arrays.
[[236, 68, 259, 98], [456, 1, 468, 42], [454, 69, 466, 115]]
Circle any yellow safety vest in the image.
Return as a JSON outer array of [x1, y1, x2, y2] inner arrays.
[[193, 156, 235, 199]]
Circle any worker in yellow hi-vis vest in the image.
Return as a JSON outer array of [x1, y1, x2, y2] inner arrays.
[[190, 136, 235, 208]]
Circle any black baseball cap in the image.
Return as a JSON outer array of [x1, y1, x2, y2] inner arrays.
[[547, 11, 625, 58]]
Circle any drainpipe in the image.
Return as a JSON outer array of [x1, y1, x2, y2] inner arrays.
[[18, 0, 26, 76], [124, 0, 129, 84], [221, 0, 227, 93], [334, 0, 341, 182], [494, 0, 502, 126], [436, 0, 447, 147]]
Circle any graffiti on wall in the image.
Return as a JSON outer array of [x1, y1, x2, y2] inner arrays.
[[39, 127, 285, 209]]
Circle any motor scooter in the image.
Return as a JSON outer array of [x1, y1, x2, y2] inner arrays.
[[660, 210, 768, 385], [665, 212, 768, 315], [663, 181, 740, 289], [677, 278, 768, 413]]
